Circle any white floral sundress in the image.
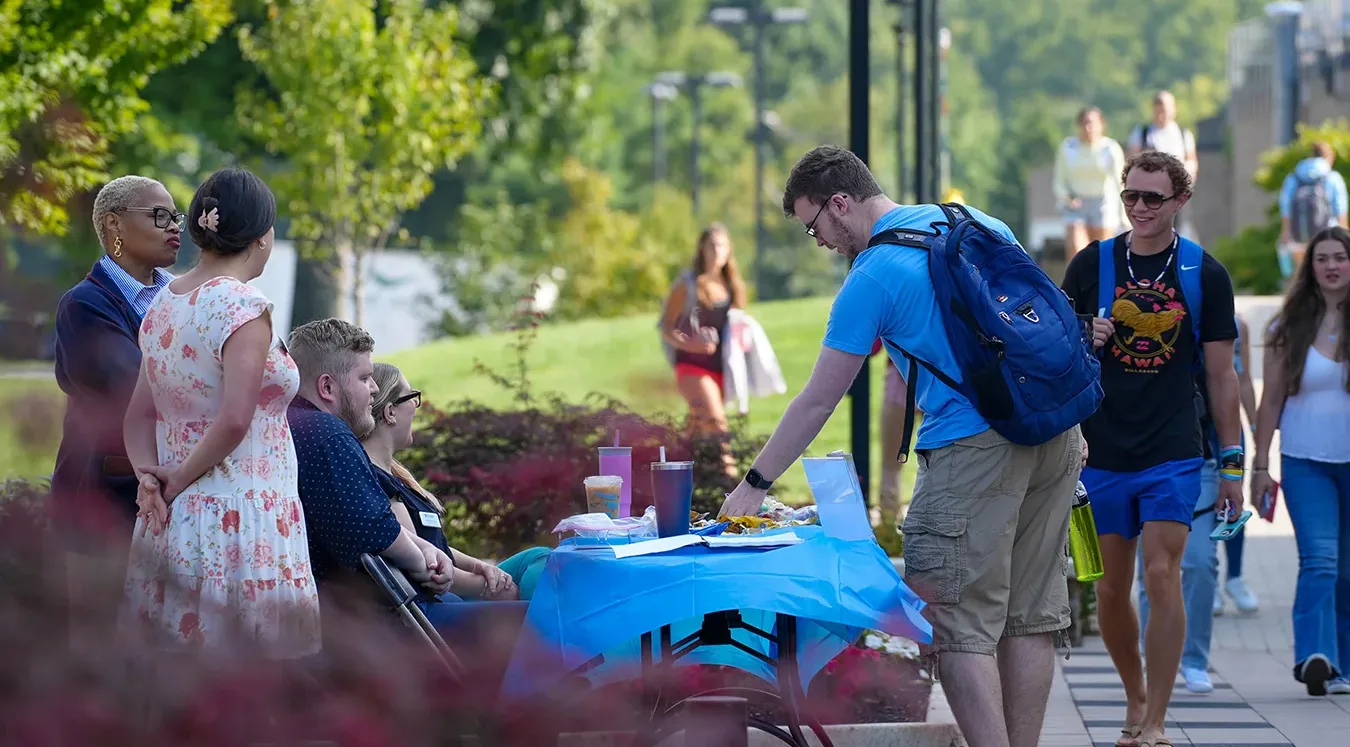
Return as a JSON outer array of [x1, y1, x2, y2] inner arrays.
[[120, 276, 321, 657]]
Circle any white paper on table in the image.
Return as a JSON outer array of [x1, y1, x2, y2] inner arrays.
[[610, 534, 704, 559], [703, 531, 803, 549]]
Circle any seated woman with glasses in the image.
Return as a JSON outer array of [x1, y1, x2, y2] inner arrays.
[[359, 363, 549, 607]]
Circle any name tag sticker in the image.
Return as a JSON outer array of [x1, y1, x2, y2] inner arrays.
[[419, 511, 441, 529]]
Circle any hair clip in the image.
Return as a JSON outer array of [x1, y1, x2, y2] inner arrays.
[[198, 207, 220, 232]]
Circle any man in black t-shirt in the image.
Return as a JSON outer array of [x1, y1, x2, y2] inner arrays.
[[1061, 151, 1243, 747]]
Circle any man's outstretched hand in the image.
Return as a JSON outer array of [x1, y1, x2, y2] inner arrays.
[[718, 480, 768, 519]]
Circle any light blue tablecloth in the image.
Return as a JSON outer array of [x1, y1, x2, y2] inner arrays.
[[499, 525, 930, 700]]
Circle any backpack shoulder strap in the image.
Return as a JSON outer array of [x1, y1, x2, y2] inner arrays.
[[938, 202, 971, 228], [1096, 237, 1117, 317], [681, 270, 698, 314], [867, 227, 937, 250], [1176, 237, 1204, 351]]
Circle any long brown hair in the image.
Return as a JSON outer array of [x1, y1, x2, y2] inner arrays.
[[368, 362, 444, 514], [1268, 226, 1350, 395], [692, 223, 748, 309]]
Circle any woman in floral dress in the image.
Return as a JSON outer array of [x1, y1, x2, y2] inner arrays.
[[121, 167, 320, 657]]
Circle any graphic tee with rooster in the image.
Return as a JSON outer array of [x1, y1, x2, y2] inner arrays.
[[1061, 237, 1236, 472]]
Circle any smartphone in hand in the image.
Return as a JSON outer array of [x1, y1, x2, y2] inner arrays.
[[1210, 501, 1254, 541], [1258, 480, 1281, 522]]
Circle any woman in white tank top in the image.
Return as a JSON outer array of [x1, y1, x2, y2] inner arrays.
[[1251, 226, 1350, 697]]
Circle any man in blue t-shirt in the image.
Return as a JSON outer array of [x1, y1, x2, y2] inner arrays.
[[719, 146, 1083, 747]]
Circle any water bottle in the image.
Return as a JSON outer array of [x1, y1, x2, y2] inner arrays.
[[1068, 481, 1105, 582]]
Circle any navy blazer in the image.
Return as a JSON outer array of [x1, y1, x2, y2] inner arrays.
[[50, 259, 148, 533]]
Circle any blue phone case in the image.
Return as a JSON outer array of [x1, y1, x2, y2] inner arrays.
[[1209, 510, 1253, 541]]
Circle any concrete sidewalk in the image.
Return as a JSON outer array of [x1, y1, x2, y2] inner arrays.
[[1047, 512, 1350, 746]]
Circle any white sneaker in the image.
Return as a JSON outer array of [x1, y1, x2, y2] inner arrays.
[[1182, 666, 1214, 694], [1213, 589, 1224, 616], [1328, 677, 1350, 695], [1226, 577, 1260, 614]]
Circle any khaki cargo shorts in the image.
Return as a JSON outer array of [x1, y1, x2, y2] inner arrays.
[[901, 427, 1082, 656]]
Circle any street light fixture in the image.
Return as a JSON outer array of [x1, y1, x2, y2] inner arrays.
[[646, 81, 680, 184], [656, 70, 742, 214], [886, 0, 914, 204], [708, 2, 809, 296]]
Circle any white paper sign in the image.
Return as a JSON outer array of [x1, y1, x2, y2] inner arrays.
[[802, 455, 874, 542]]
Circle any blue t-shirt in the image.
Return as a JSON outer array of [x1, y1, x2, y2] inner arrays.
[[289, 397, 403, 580], [822, 204, 1020, 450]]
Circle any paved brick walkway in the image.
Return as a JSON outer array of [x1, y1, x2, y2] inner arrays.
[[1040, 341, 1350, 746]]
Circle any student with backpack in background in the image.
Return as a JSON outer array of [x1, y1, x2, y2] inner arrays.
[[721, 145, 1102, 747], [1061, 151, 1243, 747], [1128, 91, 1199, 240], [1278, 142, 1348, 281]]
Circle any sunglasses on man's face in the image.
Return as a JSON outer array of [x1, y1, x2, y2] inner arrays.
[[1119, 190, 1177, 210], [392, 390, 422, 408]]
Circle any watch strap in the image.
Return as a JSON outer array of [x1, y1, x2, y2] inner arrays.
[[747, 468, 773, 490]]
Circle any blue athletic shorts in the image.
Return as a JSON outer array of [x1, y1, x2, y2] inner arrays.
[[1080, 458, 1205, 540]]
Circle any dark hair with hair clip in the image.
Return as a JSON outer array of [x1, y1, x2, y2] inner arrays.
[[187, 167, 277, 257]]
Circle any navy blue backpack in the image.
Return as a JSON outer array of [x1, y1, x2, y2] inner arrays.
[[867, 204, 1104, 462]]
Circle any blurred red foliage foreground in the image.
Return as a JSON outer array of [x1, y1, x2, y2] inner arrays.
[[1, 476, 929, 747]]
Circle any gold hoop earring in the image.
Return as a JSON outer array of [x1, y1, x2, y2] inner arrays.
[[112, 237, 123, 258]]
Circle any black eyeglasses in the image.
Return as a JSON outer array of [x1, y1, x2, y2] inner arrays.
[[804, 198, 834, 238], [1119, 190, 1177, 210], [122, 206, 186, 230], [392, 390, 422, 408]]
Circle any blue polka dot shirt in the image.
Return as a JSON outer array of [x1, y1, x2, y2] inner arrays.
[[289, 397, 402, 580]]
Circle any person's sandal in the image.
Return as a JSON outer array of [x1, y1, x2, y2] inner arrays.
[[1139, 738, 1174, 747], [1115, 724, 1142, 747]]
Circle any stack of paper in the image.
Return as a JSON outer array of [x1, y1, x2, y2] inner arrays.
[[610, 531, 804, 559]]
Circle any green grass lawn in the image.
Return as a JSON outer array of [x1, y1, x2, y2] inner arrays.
[[0, 377, 63, 481], [390, 296, 916, 504], [0, 296, 918, 506]]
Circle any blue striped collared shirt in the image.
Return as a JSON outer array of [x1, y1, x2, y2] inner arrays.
[[98, 254, 173, 319]]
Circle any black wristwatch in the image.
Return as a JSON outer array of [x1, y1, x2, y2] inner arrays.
[[746, 468, 773, 490]]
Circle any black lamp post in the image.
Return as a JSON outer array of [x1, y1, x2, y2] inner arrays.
[[655, 70, 743, 215], [708, 2, 809, 295]]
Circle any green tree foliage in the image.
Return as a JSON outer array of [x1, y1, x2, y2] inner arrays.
[[1212, 120, 1350, 295], [0, 0, 232, 236], [237, 0, 491, 325], [944, 0, 1269, 230]]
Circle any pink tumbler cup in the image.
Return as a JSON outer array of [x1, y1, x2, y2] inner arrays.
[[598, 446, 633, 518]]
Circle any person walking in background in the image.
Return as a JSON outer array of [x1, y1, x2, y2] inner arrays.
[[51, 175, 180, 650], [1251, 226, 1350, 697], [721, 145, 1086, 747], [1128, 91, 1199, 240], [659, 223, 748, 476], [1054, 106, 1126, 259], [1216, 313, 1261, 616], [1277, 142, 1348, 282], [1061, 151, 1243, 746], [121, 167, 321, 656]]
